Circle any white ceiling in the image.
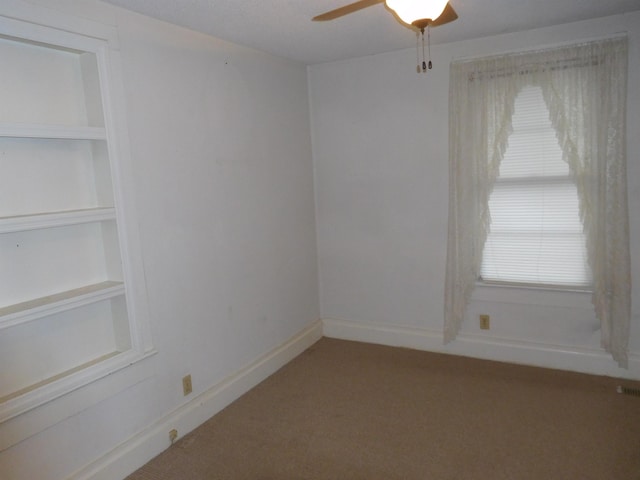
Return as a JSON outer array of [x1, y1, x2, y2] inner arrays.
[[101, 0, 640, 64]]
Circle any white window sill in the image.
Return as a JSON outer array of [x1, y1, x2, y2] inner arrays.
[[473, 281, 593, 309]]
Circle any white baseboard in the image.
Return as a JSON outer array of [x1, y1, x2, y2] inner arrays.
[[322, 317, 640, 381], [69, 320, 323, 480]]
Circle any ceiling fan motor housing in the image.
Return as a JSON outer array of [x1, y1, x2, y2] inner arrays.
[[385, 0, 449, 26]]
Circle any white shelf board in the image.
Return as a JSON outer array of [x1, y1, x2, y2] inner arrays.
[[0, 351, 121, 405], [0, 123, 106, 140], [0, 208, 116, 233], [0, 348, 156, 424], [0, 281, 125, 330]]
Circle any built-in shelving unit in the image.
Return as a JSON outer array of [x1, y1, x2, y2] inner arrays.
[[0, 14, 152, 422]]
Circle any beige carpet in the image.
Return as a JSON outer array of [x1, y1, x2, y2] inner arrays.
[[126, 338, 640, 479]]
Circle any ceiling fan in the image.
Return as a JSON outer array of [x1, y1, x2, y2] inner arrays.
[[313, 0, 458, 72], [313, 0, 458, 32]]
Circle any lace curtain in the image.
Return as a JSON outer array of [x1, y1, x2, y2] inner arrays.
[[444, 37, 630, 367]]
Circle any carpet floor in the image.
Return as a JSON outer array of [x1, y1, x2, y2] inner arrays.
[[126, 338, 640, 479]]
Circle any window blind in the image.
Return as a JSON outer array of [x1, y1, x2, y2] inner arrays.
[[480, 86, 592, 288]]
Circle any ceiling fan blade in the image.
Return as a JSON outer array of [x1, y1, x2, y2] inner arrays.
[[430, 3, 458, 27], [313, 0, 384, 21]]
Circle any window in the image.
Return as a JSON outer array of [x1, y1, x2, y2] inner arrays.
[[444, 38, 630, 366], [480, 86, 591, 288]]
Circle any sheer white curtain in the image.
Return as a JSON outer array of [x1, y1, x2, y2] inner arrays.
[[444, 37, 630, 367]]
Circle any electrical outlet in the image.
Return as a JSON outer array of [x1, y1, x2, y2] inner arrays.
[[480, 314, 490, 330], [182, 374, 192, 396], [169, 429, 178, 444]]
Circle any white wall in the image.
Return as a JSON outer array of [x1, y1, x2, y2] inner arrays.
[[0, 1, 319, 479], [310, 11, 640, 379]]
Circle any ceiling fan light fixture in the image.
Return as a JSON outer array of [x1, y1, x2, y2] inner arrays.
[[385, 0, 449, 26]]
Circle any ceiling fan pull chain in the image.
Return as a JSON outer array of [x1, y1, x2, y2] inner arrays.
[[416, 32, 421, 73], [421, 28, 427, 72], [428, 25, 433, 70]]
